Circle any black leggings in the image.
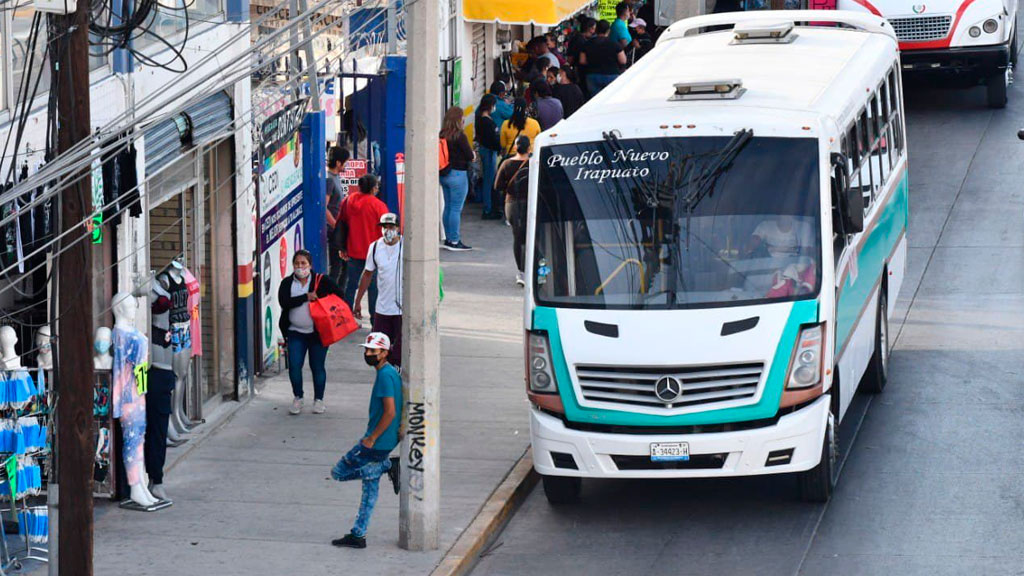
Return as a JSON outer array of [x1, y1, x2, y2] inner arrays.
[[506, 197, 527, 273]]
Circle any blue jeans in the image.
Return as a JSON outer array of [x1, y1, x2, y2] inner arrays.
[[287, 330, 327, 400], [344, 258, 377, 319], [587, 73, 620, 96], [331, 444, 393, 538], [479, 149, 498, 214], [440, 169, 469, 243]]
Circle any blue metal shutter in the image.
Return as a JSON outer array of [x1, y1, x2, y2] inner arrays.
[[144, 91, 234, 175]]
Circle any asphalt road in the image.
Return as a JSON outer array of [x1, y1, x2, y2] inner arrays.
[[471, 73, 1024, 575]]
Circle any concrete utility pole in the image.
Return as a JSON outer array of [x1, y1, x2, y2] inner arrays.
[[399, 0, 440, 551], [50, 5, 96, 575]]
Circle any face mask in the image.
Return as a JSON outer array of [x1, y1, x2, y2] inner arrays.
[[364, 352, 380, 366], [95, 341, 111, 355], [383, 229, 398, 243], [294, 268, 310, 279]]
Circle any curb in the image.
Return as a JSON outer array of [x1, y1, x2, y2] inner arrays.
[[430, 447, 538, 576]]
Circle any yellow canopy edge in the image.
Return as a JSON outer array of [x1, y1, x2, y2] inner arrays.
[[463, 0, 592, 26]]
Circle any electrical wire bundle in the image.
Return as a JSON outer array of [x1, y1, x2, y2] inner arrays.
[[89, 0, 194, 73]]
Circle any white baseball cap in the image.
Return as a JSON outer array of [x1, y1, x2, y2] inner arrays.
[[379, 212, 399, 227], [629, 18, 647, 28], [359, 332, 392, 351]]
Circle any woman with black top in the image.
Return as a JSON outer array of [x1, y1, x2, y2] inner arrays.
[[278, 249, 345, 415], [494, 136, 532, 286], [474, 94, 503, 220], [440, 106, 476, 251]]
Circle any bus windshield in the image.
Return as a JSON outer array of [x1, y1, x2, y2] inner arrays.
[[533, 135, 822, 310]]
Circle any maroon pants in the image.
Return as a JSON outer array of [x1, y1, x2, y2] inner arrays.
[[372, 313, 403, 368]]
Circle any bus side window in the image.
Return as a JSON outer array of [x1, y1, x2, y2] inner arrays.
[[831, 159, 847, 265], [858, 109, 874, 212], [847, 124, 861, 207], [880, 80, 894, 169], [870, 93, 887, 198], [889, 66, 904, 155]]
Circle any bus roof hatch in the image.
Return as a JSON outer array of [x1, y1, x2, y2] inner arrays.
[[671, 79, 746, 101], [731, 21, 798, 45]]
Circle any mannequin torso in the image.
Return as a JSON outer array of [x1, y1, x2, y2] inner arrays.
[[0, 326, 22, 369]]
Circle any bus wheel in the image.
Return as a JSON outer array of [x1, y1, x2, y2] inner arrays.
[[987, 71, 1009, 109], [798, 410, 837, 503], [862, 289, 889, 394], [542, 475, 582, 505]]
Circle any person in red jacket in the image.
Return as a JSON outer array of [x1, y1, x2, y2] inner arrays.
[[338, 174, 388, 317]]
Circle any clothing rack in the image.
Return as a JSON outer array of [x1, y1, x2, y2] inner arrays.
[[0, 368, 49, 566]]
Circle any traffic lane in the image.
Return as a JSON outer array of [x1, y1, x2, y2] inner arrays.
[[796, 77, 1024, 573]]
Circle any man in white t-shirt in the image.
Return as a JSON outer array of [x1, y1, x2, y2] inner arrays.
[[748, 215, 814, 259], [354, 213, 403, 368]]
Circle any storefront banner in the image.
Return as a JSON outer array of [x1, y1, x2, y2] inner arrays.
[[338, 159, 368, 195], [261, 98, 308, 160], [258, 133, 304, 371]]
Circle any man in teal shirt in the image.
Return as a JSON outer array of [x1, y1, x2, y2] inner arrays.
[[331, 332, 403, 549], [610, 2, 634, 48]]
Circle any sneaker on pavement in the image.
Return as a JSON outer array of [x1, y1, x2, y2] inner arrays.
[[387, 456, 401, 495], [441, 240, 455, 251], [332, 533, 366, 549], [516, 272, 525, 287], [448, 241, 473, 252], [312, 399, 326, 414], [289, 397, 303, 415]]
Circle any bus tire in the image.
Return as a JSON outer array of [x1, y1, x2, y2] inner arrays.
[[542, 475, 582, 505], [798, 408, 837, 503], [862, 289, 889, 394], [987, 72, 1008, 109]]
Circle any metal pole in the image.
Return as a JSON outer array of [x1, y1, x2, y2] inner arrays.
[[51, 5, 96, 574], [399, 0, 440, 551], [298, 0, 321, 110], [386, 0, 397, 54]]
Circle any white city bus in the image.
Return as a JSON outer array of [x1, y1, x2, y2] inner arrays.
[[839, 0, 1018, 107], [523, 11, 909, 504]]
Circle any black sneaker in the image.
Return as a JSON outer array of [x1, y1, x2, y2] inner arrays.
[[441, 240, 455, 251], [332, 533, 367, 549], [448, 241, 473, 252], [387, 457, 401, 495]]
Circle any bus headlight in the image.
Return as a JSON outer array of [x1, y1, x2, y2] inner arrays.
[[527, 331, 558, 394], [969, 26, 982, 37], [787, 324, 823, 390], [983, 18, 999, 34]]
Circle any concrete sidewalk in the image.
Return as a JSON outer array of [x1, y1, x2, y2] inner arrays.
[[91, 208, 530, 575]]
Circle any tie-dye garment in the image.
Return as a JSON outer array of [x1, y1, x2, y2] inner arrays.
[[113, 327, 148, 486]]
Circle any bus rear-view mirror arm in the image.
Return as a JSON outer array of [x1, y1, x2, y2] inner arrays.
[[830, 152, 864, 235]]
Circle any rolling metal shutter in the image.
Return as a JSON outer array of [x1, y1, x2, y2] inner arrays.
[[144, 91, 234, 176], [470, 23, 487, 108]]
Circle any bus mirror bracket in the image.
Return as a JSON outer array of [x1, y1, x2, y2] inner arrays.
[[830, 153, 863, 234]]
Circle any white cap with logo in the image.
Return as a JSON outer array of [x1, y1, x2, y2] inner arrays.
[[359, 332, 392, 351]]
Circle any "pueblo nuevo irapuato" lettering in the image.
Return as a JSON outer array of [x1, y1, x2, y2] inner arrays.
[[546, 148, 670, 184]]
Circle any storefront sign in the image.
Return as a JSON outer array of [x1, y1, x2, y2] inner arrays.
[[598, 0, 618, 22], [260, 187, 303, 253], [338, 159, 368, 195], [261, 98, 308, 159]]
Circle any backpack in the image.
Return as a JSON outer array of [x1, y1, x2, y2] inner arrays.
[[510, 160, 530, 199], [439, 138, 451, 176]]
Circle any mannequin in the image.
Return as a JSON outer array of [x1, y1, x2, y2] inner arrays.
[[158, 259, 198, 438], [111, 292, 161, 509], [149, 264, 189, 445], [94, 327, 113, 370], [0, 326, 21, 369], [34, 327, 52, 370]]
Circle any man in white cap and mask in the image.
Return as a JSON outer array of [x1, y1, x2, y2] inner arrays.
[[330, 332, 403, 549], [354, 213, 404, 368]]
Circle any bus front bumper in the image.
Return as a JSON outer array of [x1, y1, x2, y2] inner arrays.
[[531, 395, 829, 479], [901, 44, 1010, 80]]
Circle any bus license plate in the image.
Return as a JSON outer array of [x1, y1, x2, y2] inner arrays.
[[651, 442, 690, 462]]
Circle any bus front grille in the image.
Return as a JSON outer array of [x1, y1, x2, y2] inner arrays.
[[890, 15, 952, 42], [575, 362, 764, 411]]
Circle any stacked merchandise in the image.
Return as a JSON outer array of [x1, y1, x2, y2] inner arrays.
[[0, 369, 49, 563]]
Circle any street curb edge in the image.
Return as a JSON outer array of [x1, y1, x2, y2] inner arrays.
[[429, 446, 538, 576]]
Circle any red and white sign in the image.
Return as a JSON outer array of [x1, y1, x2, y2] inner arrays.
[[338, 159, 369, 195]]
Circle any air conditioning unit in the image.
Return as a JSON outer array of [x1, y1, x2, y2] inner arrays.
[[34, 0, 76, 14]]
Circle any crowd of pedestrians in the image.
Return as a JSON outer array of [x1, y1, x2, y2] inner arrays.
[[444, 3, 656, 283]]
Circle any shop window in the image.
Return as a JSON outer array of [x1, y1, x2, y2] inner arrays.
[[10, 6, 51, 101], [135, 0, 225, 52]]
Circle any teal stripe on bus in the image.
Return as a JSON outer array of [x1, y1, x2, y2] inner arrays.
[[834, 171, 909, 355], [532, 299, 819, 427]]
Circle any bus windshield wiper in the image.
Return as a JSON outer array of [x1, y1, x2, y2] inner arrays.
[[682, 129, 754, 212], [602, 130, 660, 208]]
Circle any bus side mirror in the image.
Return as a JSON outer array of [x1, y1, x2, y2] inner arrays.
[[830, 153, 864, 234]]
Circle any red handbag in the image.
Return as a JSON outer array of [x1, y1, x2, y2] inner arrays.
[[309, 274, 359, 346]]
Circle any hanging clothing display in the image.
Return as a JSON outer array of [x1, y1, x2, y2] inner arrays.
[[183, 267, 203, 356], [163, 271, 192, 354], [112, 326, 148, 486], [102, 141, 142, 227], [150, 281, 174, 371], [0, 371, 38, 410]]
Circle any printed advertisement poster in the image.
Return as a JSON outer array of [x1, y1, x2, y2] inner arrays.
[[258, 127, 304, 371], [338, 159, 368, 195]]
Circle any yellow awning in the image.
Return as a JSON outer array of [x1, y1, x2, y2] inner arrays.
[[463, 0, 592, 26]]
